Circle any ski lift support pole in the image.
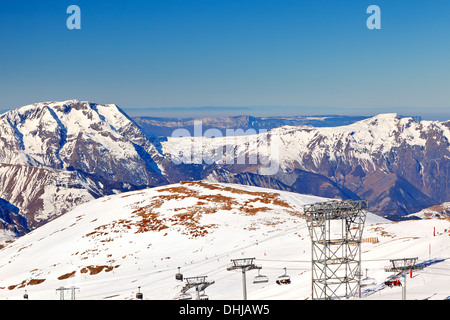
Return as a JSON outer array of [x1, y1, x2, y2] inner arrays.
[[227, 258, 261, 300], [384, 257, 423, 300], [181, 276, 215, 300]]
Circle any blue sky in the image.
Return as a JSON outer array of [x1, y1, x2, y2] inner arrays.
[[0, 0, 449, 120]]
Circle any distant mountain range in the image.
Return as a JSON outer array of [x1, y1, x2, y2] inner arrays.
[[133, 114, 373, 137], [0, 100, 448, 241], [163, 112, 450, 219]]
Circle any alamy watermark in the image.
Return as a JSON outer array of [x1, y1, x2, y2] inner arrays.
[[169, 121, 280, 176], [67, 5, 81, 30], [65, 5, 380, 31], [367, 5, 381, 30]]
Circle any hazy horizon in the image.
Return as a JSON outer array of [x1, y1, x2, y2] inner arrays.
[[1, 102, 448, 122]]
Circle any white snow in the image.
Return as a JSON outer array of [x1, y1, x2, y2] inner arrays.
[[0, 181, 448, 300], [0, 99, 160, 171], [162, 113, 450, 174]]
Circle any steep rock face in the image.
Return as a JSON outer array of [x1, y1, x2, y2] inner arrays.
[[287, 115, 449, 216], [0, 100, 169, 231], [0, 198, 29, 242], [0, 100, 167, 186], [203, 169, 297, 192], [0, 164, 95, 229]]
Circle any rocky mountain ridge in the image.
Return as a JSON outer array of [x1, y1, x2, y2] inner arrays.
[[0, 100, 448, 241], [164, 113, 450, 219]]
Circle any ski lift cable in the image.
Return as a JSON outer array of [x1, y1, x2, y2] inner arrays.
[[135, 220, 313, 278], [49, 213, 450, 298], [72, 247, 450, 297], [149, 224, 304, 274], [60, 258, 445, 299], [61, 247, 450, 298], [257, 258, 310, 263], [75, 251, 267, 297], [78, 265, 186, 299], [87, 261, 229, 297], [421, 271, 450, 277]]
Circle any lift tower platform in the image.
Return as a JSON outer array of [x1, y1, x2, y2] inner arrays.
[[303, 200, 368, 300]]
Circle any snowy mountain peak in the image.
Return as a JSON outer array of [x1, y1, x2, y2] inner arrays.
[[163, 112, 449, 218], [0, 99, 163, 172], [0, 100, 168, 232]]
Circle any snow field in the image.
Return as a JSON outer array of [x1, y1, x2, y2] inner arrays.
[[0, 182, 448, 300]]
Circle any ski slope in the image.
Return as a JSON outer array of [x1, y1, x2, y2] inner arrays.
[[0, 181, 448, 300]]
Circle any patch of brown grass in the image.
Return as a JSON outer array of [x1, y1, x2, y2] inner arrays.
[[58, 271, 76, 280], [80, 265, 118, 275], [8, 278, 46, 290]]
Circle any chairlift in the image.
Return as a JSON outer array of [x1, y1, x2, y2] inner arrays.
[[136, 286, 143, 300], [384, 279, 402, 288], [360, 269, 377, 288], [253, 269, 269, 284], [175, 267, 183, 281], [199, 291, 209, 300], [276, 267, 291, 285], [178, 292, 192, 300]]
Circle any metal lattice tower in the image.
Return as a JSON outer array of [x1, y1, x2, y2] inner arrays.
[[303, 200, 368, 300], [56, 286, 79, 300]]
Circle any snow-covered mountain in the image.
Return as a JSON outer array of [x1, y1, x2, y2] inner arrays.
[[0, 197, 28, 247], [0, 181, 448, 300], [133, 114, 370, 137], [0, 99, 165, 184], [164, 113, 450, 219], [0, 100, 171, 232], [409, 202, 450, 219], [0, 100, 448, 241]]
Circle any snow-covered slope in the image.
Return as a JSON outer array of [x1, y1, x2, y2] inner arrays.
[[0, 181, 448, 300]]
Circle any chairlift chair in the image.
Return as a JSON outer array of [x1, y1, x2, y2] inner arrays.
[[136, 287, 143, 300], [178, 292, 192, 300], [360, 269, 377, 288], [361, 277, 377, 287], [276, 267, 291, 285], [175, 267, 183, 281], [253, 269, 269, 284], [199, 292, 209, 300]]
